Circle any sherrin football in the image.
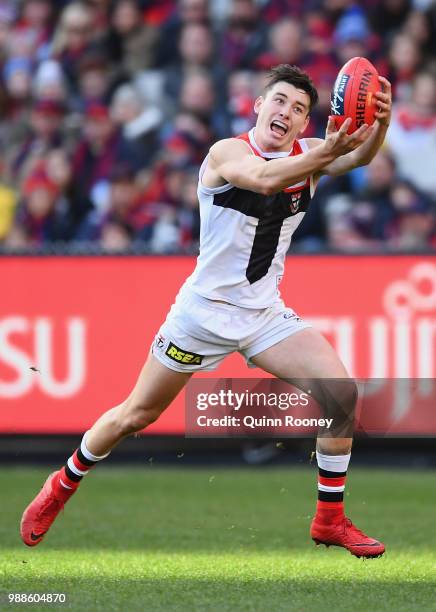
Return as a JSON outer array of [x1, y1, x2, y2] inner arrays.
[[331, 57, 380, 134]]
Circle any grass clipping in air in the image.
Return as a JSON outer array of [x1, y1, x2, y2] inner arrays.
[[1, 467, 435, 611]]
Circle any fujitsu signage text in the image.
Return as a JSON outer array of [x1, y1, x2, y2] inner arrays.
[[0, 317, 86, 398]]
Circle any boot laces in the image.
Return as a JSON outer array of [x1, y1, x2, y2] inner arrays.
[[343, 517, 366, 539], [36, 495, 64, 531]]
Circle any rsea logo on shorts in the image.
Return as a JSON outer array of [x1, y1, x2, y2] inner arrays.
[[165, 342, 204, 365]]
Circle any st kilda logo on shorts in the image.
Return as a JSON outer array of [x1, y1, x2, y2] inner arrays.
[[165, 342, 204, 365]]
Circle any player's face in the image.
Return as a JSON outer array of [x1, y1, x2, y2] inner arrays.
[[253, 82, 310, 151]]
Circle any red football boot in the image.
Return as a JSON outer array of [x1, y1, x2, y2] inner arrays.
[[20, 471, 72, 547], [311, 516, 385, 558]]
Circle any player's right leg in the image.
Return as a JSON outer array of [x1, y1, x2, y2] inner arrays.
[[20, 353, 191, 547]]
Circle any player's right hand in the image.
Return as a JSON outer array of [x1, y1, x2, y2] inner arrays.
[[323, 116, 373, 157]]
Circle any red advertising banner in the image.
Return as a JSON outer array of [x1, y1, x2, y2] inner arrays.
[[1, 256, 436, 434]]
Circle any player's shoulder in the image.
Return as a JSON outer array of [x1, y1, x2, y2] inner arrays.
[[209, 137, 254, 163]]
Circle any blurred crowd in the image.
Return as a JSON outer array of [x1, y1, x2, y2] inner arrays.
[[0, 0, 435, 254]]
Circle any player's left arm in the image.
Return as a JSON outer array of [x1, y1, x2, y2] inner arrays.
[[311, 76, 392, 178]]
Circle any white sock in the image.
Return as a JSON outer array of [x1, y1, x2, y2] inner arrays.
[[316, 451, 351, 473]]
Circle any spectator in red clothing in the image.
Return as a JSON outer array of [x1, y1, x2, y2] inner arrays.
[[303, 10, 334, 57], [72, 103, 118, 203], [7, 98, 66, 185], [260, 0, 303, 24], [14, 169, 60, 245], [14, 0, 55, 61], [75, 51, 113, 109], [226, 70, 256, 136], [387, 71, 436, 196]]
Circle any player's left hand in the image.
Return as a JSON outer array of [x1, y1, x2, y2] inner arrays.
[[374, 76, 392, 127]]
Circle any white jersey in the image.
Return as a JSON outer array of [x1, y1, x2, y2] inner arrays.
[[185, 127, 315, 309]]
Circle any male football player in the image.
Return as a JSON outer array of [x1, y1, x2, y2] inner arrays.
[[21, 64, 391, 558]]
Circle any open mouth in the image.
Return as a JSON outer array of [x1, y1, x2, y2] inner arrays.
[[270, 120, 288, 136]]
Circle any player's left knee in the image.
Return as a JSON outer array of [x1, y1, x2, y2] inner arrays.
[[339, 379, 358, 414]]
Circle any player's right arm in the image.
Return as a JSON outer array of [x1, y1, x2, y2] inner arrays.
[[205, 118, 371, 196]]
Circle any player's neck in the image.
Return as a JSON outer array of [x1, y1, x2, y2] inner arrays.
[[251, 127, 295, 156]]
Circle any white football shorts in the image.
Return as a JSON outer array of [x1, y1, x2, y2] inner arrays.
[[151, 286, 311, 372]]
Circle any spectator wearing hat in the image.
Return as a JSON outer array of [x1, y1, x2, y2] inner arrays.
[[7, 98, 66, 185], [14, 167, 73, 245], [71, 102, 119, 203], [32, 59, 68, 103], [75, 50, 114, 109], [334, 6, 379, 67]]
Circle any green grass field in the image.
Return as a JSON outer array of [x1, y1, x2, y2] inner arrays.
[[1, 466, 435, 611]]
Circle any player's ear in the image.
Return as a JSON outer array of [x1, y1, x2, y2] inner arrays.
[[298, 115, 310, 135], [254, 96, 263, 115]]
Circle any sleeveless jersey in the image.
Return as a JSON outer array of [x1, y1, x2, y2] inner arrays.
[[185, 127, 316, 308]]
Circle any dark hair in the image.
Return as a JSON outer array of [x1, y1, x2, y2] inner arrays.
[[264, 64, 318, 112]]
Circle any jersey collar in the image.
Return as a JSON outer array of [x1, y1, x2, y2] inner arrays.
[[248, 127, 294, 158]]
